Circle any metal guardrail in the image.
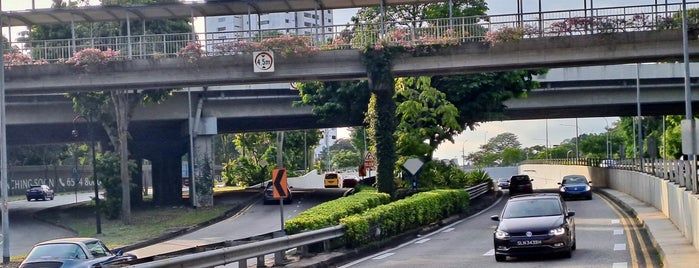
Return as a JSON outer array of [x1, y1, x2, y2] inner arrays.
[[465, 182, 489, 200], [123, 183, 491, 267], [9, 2, 699, 62], [126, 225, 344, 268]]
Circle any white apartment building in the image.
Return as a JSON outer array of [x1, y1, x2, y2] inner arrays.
[[204, 10, 334, 52]]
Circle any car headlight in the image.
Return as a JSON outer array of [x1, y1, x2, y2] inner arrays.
[[549, 227, 566, 236], [559, 187, 566, 192], [495, 230, 509, 239], [584, 185, 591, 191]]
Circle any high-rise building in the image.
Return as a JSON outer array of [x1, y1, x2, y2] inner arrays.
[[204, 10, 334, 52]]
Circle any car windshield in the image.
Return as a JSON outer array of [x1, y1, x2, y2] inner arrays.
[[25, 243, 88, 260], [510, 176, 529, 182], [84, 240, 112, 258], [498, 178, 508, 182], [29, 186, 41, 190], [502, 198, 563, 219], [562, 176, 587, 185]]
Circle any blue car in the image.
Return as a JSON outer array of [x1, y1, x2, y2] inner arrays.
[[558, 175, 592, 200]]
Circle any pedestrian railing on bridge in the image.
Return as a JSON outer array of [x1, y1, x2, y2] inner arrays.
[[10, 2, 699, 63]]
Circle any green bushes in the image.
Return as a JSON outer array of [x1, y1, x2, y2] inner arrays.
[[341, 189, 469, 247], [285, 191, 391, 234]]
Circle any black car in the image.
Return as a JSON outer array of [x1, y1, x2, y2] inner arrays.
[[497, 178, 510, 189], [26, 184, 54, 201], [508, 175, 533, 195], [263, 181, 292, 205], [558, 175, 592, 200], [20, 237, 136, 268], [491, 193, 576, 262]]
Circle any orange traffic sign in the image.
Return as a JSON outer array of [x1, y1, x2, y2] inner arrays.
[[272, 168, 289, 199]]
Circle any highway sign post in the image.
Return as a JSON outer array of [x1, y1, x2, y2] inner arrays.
[[403, 158, 424, 191], [271, 168, 288, 263], [272, 168, 289, 199], [364, 151, 375, 169]]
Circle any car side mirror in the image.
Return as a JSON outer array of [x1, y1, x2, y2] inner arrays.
[[490, 215, 500, 221], [567, 211, 576, 217], [115, 249, 123, 256], [557, 182, 562, 185]]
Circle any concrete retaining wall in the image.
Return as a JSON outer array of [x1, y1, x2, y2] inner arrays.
[[517, 164, 609, 190], [520, 164, 699, 252]]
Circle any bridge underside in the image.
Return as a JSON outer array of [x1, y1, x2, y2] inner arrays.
[[505, 101, 699, 120]]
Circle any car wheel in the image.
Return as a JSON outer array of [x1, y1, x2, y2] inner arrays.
[[572, 238, 577, 250], [495, 254, 506, 262], [26, 197, 31, 201], [50, 195, 54, 200]]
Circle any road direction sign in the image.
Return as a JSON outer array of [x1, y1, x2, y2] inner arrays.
[[271, 168, 289, 199], [364, 151, 375, 169], [403, 158, 424, 176]]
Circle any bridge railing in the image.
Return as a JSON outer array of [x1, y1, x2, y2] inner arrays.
[[10, 2, 699, 63], [524, 158, 698, 193]]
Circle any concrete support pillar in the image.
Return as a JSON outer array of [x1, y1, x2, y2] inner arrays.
[[192, 134, 214, 207], [150, 152, 184, 206]]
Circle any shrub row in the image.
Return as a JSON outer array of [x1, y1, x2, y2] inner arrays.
[[285, 191, 391, 234], [340, 189, 469, 247]]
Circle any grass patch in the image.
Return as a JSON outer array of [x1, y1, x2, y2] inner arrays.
[[44, 201, 234, 249]]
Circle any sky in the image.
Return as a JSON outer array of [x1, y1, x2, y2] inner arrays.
[[0, 0, 683, 163]]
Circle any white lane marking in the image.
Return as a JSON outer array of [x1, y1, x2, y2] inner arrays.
[[414, 238, 430, 244], [372, 253, 395, 260], [442, 227, 455, 233], [338, 195, 506, 268], [483, 249, 495, 256], [612, 262, 628, 268], [611, 219, 621, 224], [614, 243, 627, 251], [614, 229, 624, 235]]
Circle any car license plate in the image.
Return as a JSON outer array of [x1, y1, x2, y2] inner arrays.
[[516, 240, 542, 246]]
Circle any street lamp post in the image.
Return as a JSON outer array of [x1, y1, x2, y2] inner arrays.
[[561, 120, 580, 158], [72, 115, 102, 235], [461, 139, 467, 168], [602, 117, 610, 159]]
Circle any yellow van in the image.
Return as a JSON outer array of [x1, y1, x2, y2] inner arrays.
[[324, 172, 341, 188]]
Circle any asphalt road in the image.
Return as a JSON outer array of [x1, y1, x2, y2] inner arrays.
[[338, 191, 660, 268], [5, 192, 94, 257], [128, 187, 347, 258]]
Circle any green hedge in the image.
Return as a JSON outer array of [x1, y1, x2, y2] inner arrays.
[[340, 189, 469, 247], [285, 191, 391, 234]]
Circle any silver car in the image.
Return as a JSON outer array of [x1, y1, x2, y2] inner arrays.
[[20, 237, 136, 268]]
